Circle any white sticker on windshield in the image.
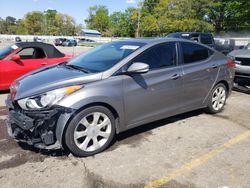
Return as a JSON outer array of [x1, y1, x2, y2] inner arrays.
[[181, 33, 190, 36], [11, 45, 19, 50], [120, 45, 140, 50]]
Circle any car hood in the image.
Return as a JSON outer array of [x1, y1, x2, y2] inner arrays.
[[229, 50, 250, 58], [15, 64, 102, 100]]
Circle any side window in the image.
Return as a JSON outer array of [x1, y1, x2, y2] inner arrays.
[[17, 48, 34, 59], [181, 42, 211, 64], [17, 48, 46, 59], [132, 43, 176, 70], [200, 35, 213, 45]]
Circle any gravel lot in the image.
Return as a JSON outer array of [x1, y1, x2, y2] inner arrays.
[[0, 43, 250, 188]]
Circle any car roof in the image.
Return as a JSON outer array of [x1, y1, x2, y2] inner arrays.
[[168, 32, 213, 37], [16, 42, 65, 58], [114, 37, 199, 44], [169, 32, 212, 35]]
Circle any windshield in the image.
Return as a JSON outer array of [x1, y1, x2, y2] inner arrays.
[[66, 41, 146, 73], [0, 45, 18, 60]]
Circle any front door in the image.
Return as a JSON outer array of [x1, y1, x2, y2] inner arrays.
[[123, 42, 184, 127]]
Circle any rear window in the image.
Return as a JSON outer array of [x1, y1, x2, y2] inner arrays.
[[181, 42, 213, 64], [200, 35, 213, 45]]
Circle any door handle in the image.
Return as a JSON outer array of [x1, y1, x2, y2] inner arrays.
[[212, 64, 218, 69], [171, 74, 181, 80], [41, 62, 47, 65]]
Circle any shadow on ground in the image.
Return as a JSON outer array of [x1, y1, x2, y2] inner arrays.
[[0, 90, 9, 95], [108, 109, 203, 151], [0, 107, 204, 163]]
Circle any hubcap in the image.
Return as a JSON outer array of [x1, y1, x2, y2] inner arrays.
[[212, 86, 226, 111], [74, 112, 112, 152]]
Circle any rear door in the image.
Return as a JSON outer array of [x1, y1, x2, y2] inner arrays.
[[123, 42, 184, 127], [179, 42, 218, 109]]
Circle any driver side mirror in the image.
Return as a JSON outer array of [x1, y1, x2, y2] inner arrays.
[[127, 62, 149, 74], [11, 55, 21, 62]]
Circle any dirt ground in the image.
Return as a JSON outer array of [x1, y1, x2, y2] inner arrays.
[[0, 90, 250, 188]]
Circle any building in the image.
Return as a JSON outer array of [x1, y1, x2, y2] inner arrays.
[[78, 29, 102, 37]]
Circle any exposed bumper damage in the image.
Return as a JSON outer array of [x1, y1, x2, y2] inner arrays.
[[5, 97, 75, 150]]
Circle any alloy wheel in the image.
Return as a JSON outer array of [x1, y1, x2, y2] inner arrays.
[[73, 112, 112, 152], [212, 86, 226, 111]]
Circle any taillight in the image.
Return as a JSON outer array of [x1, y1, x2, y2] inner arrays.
[[227, 59, 236, 68]]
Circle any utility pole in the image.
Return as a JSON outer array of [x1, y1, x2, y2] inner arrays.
[[136, 0, 144, 38]]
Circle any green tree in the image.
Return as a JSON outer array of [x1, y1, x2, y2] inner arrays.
[[44, 9, 58, 35], [206, 0, 250, 33], [110, 8, 138, 37], [141, 15, 159, 36], [16, 19, 28, 34], [140, 0, 214, 36], [85, 5, 111, 36], [4, 16, 17, 34], [24, 11, 44, 35], [0, 17, 7, 34]]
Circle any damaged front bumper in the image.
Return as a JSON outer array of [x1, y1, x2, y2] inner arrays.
[[5, 97, 75, 150]]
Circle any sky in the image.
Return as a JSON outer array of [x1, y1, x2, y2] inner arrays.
[[0, 0, 138, 25]]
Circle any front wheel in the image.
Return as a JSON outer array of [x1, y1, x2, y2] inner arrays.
[[205, 83, 227, 114], [64, 106, 116, 157]]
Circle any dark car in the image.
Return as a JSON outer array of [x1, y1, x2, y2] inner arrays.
[[62, 39, 77, 47], [54, 38, 67, 46], [167, 32, 216, 48], [6, 38, 235, 157]]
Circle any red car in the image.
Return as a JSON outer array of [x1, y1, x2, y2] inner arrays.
[[0, 42, 73, 90]]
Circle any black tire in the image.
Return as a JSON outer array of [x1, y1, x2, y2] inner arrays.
[[205, 83, 228, 114], [64, 106, 116, 157]]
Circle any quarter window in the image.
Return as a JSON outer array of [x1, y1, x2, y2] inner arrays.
[[132, 42, 177, 70], [181, 42, 211, 64], [17, 48, 46, 59]]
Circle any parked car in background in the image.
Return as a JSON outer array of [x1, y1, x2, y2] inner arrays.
[[0, 42, 73, 90], [228, 48, 250, 86], [33, 37, 44, 42], [6, 38, 235, 157], [54, 38, 67, 46], [15, 37, 22, 43], [78, 38, 98, 45], [167, 32, 216, 48], [62, 39, 77, 47], [214, 38, 236, 55]]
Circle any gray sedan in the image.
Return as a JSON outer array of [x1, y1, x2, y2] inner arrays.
[[6, 38, 235, 157]]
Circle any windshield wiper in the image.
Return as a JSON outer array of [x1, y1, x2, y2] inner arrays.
[[65, 64, 91, 73]]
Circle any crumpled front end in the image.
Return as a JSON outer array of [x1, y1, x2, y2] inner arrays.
[[5, 96, 75, 150]]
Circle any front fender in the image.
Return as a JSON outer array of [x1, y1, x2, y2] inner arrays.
[[55, 77, 125, 146]]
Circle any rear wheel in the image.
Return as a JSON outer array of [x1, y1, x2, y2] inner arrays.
[[205, 83, 227, 114], [64, 106, 115, 157]]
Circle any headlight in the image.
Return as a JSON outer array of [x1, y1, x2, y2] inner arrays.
[[18, 85, 82, 110]]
